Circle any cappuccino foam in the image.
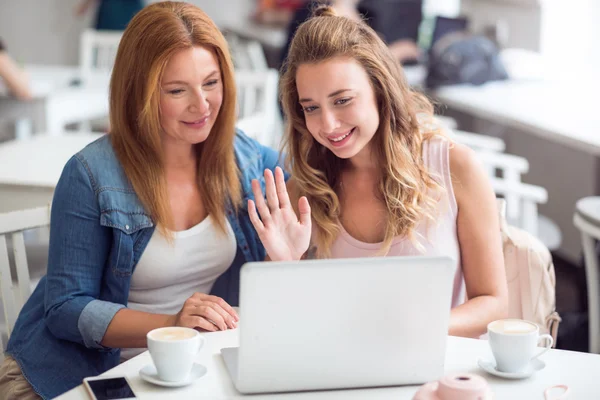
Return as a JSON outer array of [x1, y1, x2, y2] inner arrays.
[[489, 320, 537, 334], [151, 328, 196, 341]]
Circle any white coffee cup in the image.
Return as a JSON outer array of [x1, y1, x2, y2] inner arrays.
[[147, 327, 204, 382], [487, 319, 553, 373]]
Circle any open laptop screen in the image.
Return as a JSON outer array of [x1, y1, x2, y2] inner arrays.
[[431, 16, 469, 48], [359, 0, 423, 44]]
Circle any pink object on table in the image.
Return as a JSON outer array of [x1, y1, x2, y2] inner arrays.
[[412, 373, 493, 400], [544, 385, 570, 400]]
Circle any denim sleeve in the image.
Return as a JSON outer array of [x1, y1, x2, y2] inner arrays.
[[260, 143, 290, 181], [44, 156, 124, 350]]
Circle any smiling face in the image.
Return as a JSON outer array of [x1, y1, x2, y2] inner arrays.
[[296, 56, 380, 161], [159, 46, 223, 146]]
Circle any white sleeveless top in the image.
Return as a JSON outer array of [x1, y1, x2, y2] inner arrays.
[[329, 137, 465, 308], [120, 216, 236, 360]]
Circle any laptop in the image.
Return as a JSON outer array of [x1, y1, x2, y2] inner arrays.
[[359, 0, 423, 44], [359, 0, 424, 66], [221, 256, 455, 394], [430, 16, 469, 49]]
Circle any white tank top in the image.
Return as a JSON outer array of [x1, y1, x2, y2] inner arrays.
[[120, 216, 236, 360]]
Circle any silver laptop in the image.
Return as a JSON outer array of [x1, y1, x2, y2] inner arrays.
[[221, 256, 455, 394]]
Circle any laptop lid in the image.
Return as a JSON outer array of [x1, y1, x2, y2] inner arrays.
[[230, 256, 455, 394], [359, 0, 423, 44], [430, 16, 469, 49]]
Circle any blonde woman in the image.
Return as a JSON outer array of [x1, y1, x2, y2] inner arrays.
[[249, 6, 508, 338], [0, 2, 284, 399]]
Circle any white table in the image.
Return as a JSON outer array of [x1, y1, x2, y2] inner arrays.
[[57, 328, 600, 399], [0, 133, 103, 213], [0, 65, 110, 138], [434, 79, 600, 156]]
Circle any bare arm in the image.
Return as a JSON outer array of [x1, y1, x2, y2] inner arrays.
[[101, 309, 174, 348], [448, 143, 508, 337], [0, 52, 32, 100]]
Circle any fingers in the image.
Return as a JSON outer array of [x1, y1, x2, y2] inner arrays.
[[252, 168, 292, 218], [208, 303, 237, 330], [183, 316, 218, 332], [181, 294, 239, 331], [252, 179, 271, 224], [195, 304, 230, 331], [274, 167, 291, 209], [181, 304, 231, 331], [251, 178, 271, 223], [204, 294, 239, 322], [179, 300, 221, 331], [298, 196, 311, 226], [191, 293, 239, 321], [248, 199, 264, 231], [264, 169, 279, 212]]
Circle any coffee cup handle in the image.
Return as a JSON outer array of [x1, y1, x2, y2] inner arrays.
[[531, 333, 554, 361]]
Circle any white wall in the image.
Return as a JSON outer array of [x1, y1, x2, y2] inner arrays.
[[147, 0, 252, 27], [540, 0, 600, 75], [0, 0, 251, 66], [460, 0, 542, 50], [0, 0, 92, 65]]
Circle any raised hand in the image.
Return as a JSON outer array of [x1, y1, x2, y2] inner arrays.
[[248, 167, 311, 261]]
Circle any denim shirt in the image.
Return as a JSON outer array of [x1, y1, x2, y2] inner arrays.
[[6, 131, 284, 399]]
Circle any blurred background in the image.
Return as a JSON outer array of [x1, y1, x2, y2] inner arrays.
[[1, 0, 599, 356]]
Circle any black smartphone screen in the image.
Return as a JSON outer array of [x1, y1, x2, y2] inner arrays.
[[86, 377, 136, 400]]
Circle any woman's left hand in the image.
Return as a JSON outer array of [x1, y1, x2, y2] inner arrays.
[[248, 167, 311, 261]]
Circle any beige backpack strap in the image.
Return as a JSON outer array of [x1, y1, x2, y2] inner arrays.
[[517, 231, 534, 322], [546, 312, 562, 348]]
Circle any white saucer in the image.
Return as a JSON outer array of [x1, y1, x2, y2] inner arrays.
[[477, 358, 546, 379], [139, 363, 207, 387]]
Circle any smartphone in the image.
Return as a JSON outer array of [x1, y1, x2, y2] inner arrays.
[[83, 376, 138, 400]]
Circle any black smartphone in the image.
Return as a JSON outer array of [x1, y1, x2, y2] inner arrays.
[[83, 376, 138, 400]]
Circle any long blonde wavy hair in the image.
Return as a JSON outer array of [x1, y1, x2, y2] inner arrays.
[[109, 1, 240, 236], [280, 6, 443, 257]]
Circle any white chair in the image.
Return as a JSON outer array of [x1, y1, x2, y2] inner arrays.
[[476, 151, 562, 251], [434, 114, 506, 154], [490, 177, 547, 236], [453, 129, 507, 178], [0, 205, 51, 353], [436, 116, 507, 176], [573, 197, 600, 354], [79, 29, 123, 80], [235, 69, 282, 147], [242, 40, 269, 71], [236, 113, 268, 141], [451, 129, 506, 153], [225, 32, 269, 71], [478, 151, 530, 223], [434, 115, 458, 130], [77, 29, 122, 132]]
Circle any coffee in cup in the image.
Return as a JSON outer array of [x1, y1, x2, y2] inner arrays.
[[487, 319, 553, 373], [489, 319, 537, 334], [147, 327, 204, 382], [151, 328, 197, 341]]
